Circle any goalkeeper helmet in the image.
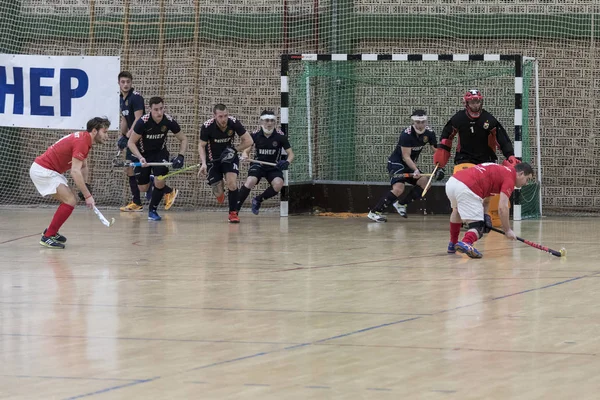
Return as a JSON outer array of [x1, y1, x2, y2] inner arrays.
[[463, 89, 483, 119]]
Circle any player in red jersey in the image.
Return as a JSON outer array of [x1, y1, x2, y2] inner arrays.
[[29, 117, 111, 249], [445, 162, 534, 258]]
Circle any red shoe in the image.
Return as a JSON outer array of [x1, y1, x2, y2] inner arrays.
[[216, 193, 225, 204], [228, 211, 240, 223]]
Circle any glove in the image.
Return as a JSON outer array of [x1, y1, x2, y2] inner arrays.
[[506, 155, 521, 166], [484, 213, 492, 233], [117, 135, 128, 150], [276, 160, 290, 171], [171, 154, 184, 169], [433, 138, 452, 168], [78, 183, 93, 201], [433, 168, 445, 181], [219, 147, 237, 163]]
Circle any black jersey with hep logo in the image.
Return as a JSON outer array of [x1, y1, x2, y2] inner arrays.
[[251, 128, 291, 164], [200, 116, 247, 162], [133, 113, 181, 155]]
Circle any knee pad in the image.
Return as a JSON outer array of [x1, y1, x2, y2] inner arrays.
[[468, 220, 486, 239]]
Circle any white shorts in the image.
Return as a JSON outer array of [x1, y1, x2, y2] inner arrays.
[[445, 176, 484, 221], [30, 162, 68, 197]]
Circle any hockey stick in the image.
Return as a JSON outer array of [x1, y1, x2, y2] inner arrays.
[[392, 173, 433, 178], [421, 163, 439, 197], [112, 160, 172, 168], [156, 163, 201, 180], [92, 206, 115, 227], [488, 226, 566, 257], [246, 158, 277, 167]]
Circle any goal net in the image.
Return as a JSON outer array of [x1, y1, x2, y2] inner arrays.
[[284, 55, 541, 219]]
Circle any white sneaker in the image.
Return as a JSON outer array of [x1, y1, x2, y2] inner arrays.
[[368, 211, 387, 222], [393, 201, 407, 218]]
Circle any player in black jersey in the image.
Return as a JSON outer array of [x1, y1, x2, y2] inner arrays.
[[237, 110, 294, 215], [368, 110, 442, 222], [198, 104, 253, 223], [128, 96, 188, 221], [433, 89, 520, 253], [117, 71, 147, 212]]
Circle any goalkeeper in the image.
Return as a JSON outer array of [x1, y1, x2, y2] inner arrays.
[[237, 110, 295, 216], [198, 104, 253, 223], [433, 89, 520, 253]]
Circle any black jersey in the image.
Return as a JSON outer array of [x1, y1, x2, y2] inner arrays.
[[388, 126, 437, 172], [133, 113, 181, 155], [440, 109, 514, 165], [251, 128, 291, 164], [120, 89, 145, 129], [200, 116, 247, 162]]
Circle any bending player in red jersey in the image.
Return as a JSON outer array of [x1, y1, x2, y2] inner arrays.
[[29, 117, 111, 249], [445, 162, 534, 258]]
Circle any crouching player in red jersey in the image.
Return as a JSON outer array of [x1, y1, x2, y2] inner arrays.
[[445, 161, 534, 258], [29, 117, 111, 248]]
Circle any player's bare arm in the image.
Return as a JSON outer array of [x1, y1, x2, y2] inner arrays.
[[127, 131, 146, 164], [120, 116, 128, 137], [498, 193, 515, 239], [198, 139, 208, 175], [81, 158, 89, 183], [71, 157, 94, 208], [284, 147, 295, 164], [127, 110, 144, 137], [236, 132, 253, 153], [173, 132, 188, 156], [401, 146, 420, 178]]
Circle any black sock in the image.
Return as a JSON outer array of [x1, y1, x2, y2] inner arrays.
[[373, 191, 398, 212], [129, 176, 141, 205], [257, 186, 278, 201], [237, 185, 251, 210], [150, 186, 165, 212], [163, 185, 173, 194], [228, 189, 239, 212]]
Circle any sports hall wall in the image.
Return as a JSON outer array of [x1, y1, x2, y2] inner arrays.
[[1, 0, 598, 216]]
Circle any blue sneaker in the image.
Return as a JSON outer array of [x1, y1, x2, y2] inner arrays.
[[455, 241, 483, 259], [146, 175, 154, 201], [251, 197, 262, 215], [447, 241, 456, 254], [148, 210, 162, 221]]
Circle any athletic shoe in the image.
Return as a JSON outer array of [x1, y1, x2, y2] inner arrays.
[[251, 197, 262, 215], [228, 211, 240, 223], [393, 201, 407, 218], [148, 210, 162, 221], [216, 193, 225, 204], [447, 241, 456, 254], [164, 188, 179, 210], [39, 235, 65, 249], [367, 211, 387, 222], [146, 175, 154, 201], [120, 202, 143, 212], [455, 241, 483, 259], [43, 229, 67, 243]]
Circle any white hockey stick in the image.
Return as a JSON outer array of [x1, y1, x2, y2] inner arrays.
[[93, 206, 115, 227]]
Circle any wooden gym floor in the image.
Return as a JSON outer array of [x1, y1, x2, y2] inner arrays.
[[1, 208, 598, 399]]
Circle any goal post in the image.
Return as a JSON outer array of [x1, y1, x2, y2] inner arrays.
[[281, 53, 542, 220]]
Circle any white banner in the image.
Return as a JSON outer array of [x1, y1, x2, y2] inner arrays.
[[0, 54, 120, 130]]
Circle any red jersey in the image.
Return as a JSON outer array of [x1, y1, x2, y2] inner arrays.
[[454, 162, 516, 199], [35, 131, 93, 173]]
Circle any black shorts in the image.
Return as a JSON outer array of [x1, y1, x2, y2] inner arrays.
[[134, 149, 169, 185], [207, 157, 239, 186], [388, 161, 417, 186], [248, 163, 283, 184]]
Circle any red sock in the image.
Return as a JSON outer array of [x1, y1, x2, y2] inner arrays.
[[450, 222, 461, 244], [46, 203, 74, 237], [462, 231, 479, 245]]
